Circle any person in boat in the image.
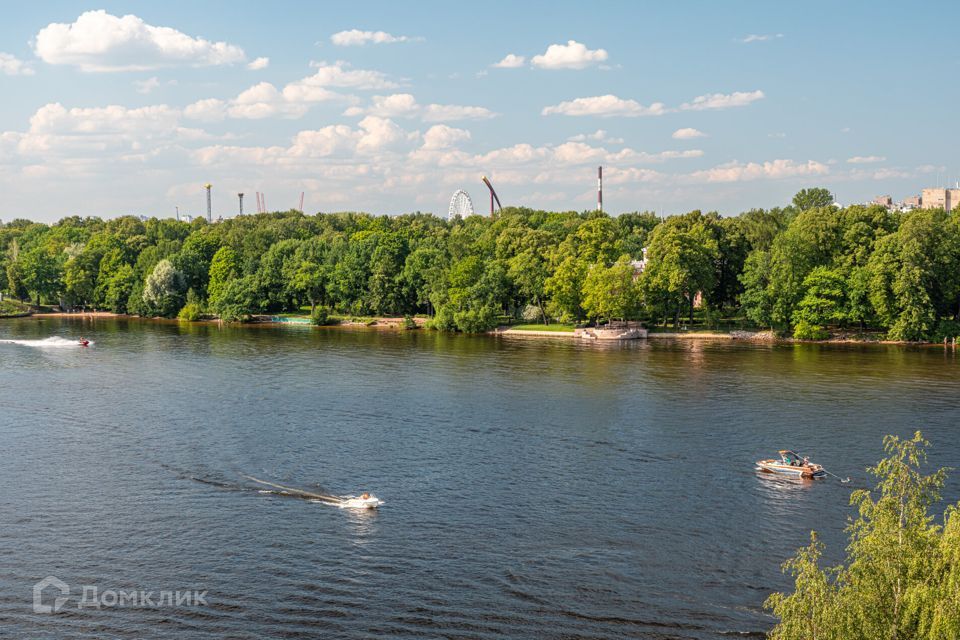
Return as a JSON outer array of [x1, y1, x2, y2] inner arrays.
[[360, 492, 371, 500]]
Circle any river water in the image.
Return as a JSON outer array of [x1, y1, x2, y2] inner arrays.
[[1, 318, 958, 639]]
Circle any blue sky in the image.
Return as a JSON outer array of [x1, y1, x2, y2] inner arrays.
[[0, 1, 957, 222]]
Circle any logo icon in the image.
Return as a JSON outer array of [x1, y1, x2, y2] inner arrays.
[[33, 576, 70, 614]]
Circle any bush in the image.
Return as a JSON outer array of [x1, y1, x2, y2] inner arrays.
[[792, 320, 829, 340], [310, 306, 338, 326], [930, 319, 960, 343], [310, 306, 328, 326], [426, 305, 457, 331], [177, 302, 202, 321], [403, 315, 418, 330], [453, 304, 498, 333], [522, 304, 542, 322]]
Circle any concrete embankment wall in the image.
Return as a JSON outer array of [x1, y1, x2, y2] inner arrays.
[[495, 329, 576, 338]]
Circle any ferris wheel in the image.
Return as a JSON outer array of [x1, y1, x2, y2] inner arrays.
[[447, 189, 475, 219]]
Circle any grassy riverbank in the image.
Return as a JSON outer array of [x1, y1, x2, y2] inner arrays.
[[507, 323, 575, 332], [0, 299, 31, 317]]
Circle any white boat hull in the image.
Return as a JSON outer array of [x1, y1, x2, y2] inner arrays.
[[756, 460, 825, 478]]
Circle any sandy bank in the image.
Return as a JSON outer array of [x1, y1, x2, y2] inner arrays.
[[35, 311, 120, 318]]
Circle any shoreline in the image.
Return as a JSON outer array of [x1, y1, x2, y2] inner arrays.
[[32, 311, 121, 318], [9, 313, 951, 347]]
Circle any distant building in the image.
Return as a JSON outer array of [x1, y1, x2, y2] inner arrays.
[[902, 195, 921, 208], [873, 195, 893, 207], [630, 247, 648, 278], [921, 188, 960, 211]]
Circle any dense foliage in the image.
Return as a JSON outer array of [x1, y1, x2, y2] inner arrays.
[[766, 432, 960, 639], [2, 189, 960, 338]]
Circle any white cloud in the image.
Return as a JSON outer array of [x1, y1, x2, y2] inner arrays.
[[302, 60, 401, 89], [475, 143, 550, 166], [422, 125, 471, 149], [847, 155, 886, 164], [330, 29, 418, 46], [690, 159, 828, 183], [0, 52, 34, 76], [672, 127, 706, 140], [28, 103, 180, 136], [568, 129, 624, 144], [229, 82, 310, 119], [134, 77, 161, 94], [612, 149, 705, 163], [354, 116, 413, 153], [196, 116, 416, 166], [542, 94, 666, 117], [12, 102, 191, 163], [345, 93, 419, 118], [34, 10, 247, 72], [423, 104, 495, 122], [345, 93, 497, 122], [738, 33, 784, 43], [492, 54, 526, 68], [531, 40, 608, 70], [679, 90, 765, 111], [184, 61, 397, 122], [864, 168, 910, 180], [184, 98, 227, 122], [247, 57, 270, 71]]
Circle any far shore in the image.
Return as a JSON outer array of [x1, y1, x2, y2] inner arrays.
[[7, 311, 954, 347], [32, 311, 121, 318]]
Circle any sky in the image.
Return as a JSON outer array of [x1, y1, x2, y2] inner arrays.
[[0, 1, 957, 223]]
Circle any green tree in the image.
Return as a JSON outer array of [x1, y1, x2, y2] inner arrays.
[[142, 259, 185, 317], [211, 275, 260, 322], [103, 263, 137, 314], [508, 248, 550, 322], [291, 260, 328, 315], [401, 247, 445, 315], [792, 188, 835, 211], [544, 254, 588, 322], [20, 246, 63, 305], [792, 266, 847, 339], [767, 432, 954, 639], [581, 256, 639, 323], [641, 215, 718, 326], [207, 246, 241, 309], [739, 250, 774, 327]]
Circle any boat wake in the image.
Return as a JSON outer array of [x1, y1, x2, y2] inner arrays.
[[164, 466, 382, 509], [241, 475, 383, 509], [0, 336, 93, 348]]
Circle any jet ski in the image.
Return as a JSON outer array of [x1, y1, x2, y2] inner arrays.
[[339, 493, 384, 509], [78, 339, 90, 347]]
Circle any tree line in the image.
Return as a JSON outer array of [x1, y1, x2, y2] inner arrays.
[[2, 187, 960, 339]]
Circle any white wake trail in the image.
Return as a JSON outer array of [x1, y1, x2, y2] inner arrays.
[[0, 336, 92, 348]]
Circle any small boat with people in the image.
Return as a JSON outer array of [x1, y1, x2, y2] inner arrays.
[[756, 450, 826, 478]]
